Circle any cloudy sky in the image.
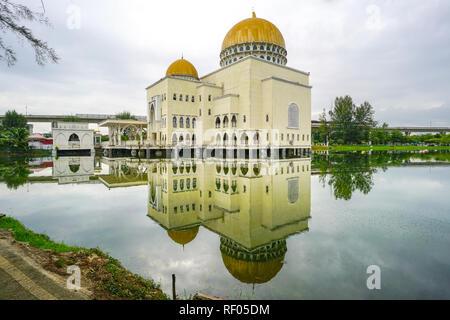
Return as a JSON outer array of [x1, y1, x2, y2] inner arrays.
[[1, 0, 449, 132]]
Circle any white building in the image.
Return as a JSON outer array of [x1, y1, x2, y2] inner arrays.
[[52, 121, 94, 155]]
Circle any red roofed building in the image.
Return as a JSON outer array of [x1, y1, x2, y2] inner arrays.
[[28, 134, 53, 150]]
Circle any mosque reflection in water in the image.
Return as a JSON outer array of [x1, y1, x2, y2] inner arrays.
[[97, 157, 311, 285]]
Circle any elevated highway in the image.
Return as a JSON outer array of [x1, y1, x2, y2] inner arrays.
[[0, 113, 146, 124]]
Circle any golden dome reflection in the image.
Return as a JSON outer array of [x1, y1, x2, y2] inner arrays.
[[221, 253, 285, 284], [167, 226, 199, 246], [220, 237, 287, 284], [221, 11, 286, 51], [166, 57, 199, 79]]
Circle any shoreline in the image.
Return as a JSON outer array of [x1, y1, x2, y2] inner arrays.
[[0, 215, 169, 300], [312, 145, 450, 152]]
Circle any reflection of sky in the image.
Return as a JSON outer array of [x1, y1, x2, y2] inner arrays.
[[1, 165, 449, 299]]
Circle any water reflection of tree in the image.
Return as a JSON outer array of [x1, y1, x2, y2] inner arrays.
[[316, 153, 376, 200], [313, 151, 450, 200], [0, 158, 31, 190]]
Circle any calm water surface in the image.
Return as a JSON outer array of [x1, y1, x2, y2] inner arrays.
[[0, 151, 449, 299]]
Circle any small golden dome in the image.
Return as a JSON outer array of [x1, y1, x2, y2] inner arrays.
[[166, 57, 199, 79], [221, 12, 285, 51], [167, 226, 199, 246], [221, 253, 285, 284]]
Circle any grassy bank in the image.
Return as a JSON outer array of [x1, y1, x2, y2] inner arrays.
[[312, 145, 450, 152], [0, 216, 169, 300]]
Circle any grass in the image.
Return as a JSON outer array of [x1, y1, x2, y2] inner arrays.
[[313, 145, 450, 152], [0, 216, 82, 252], [0, 216, 169, 300]]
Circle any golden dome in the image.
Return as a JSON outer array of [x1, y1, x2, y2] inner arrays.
[[166, 57, 199, 79], [221, 253, 285, 284], [221, 12, 285, 51], [167, 226, 199, 246]]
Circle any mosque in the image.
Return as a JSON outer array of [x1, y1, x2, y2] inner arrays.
[[103, 11, 312, 158]]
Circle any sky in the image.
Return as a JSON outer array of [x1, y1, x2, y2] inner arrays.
[[1, 0, 449, 133]]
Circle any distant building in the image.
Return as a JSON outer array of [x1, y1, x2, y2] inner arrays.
[[27, 134, 53, 150], [52, 121, 94, 155]]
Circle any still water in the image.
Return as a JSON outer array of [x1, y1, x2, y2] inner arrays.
[[0, 151, 449, 299]]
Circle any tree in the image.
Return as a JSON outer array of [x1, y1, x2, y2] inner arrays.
[[369, 123, 389, 145], [329, 96, 354, 144], [116, 111, 136, 120], [440, 134, 450, 146], [327, 96, 377, 144], [62, 115, 81, 122], [0, 0, 59, 66], [0, 127, 29, 151], [390, 130, 404, 144], [354, 101, 377, 143], [1, 109, 27, 128]]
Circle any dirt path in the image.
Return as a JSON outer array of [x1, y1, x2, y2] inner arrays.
[[0, 230, 90, 300]]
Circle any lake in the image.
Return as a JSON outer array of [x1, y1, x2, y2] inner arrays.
[[0, 151, 449, 299]]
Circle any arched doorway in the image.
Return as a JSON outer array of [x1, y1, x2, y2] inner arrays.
[[240, 133, 249, 146], [223, 133, 229, 146]]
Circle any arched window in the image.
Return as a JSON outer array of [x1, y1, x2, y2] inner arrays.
[[179, 117, 184, 128], [185, 95, 189, 102], [208, 95, 212, 101], [253, 45, 257, 50], [192, 134, 196, 145], [186, 117, 190, 128], [192, 118, 196, 128], [223, 116, 229, 128], [246, 45, 250, 50], [288, 103, 300, 128], [173, 116, 177, 128], [215, 117, 221, 128], [179, 94, 183, 101], [185, 134, 190, 145], [191, 96, 195, 102], [288, 178, 299, 204], [231, 115, 237, 127], [266, 114, 269, 122], [173, 93, 177, 100], [172, 133, 177, 145], [69, 133, 80, 141]]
